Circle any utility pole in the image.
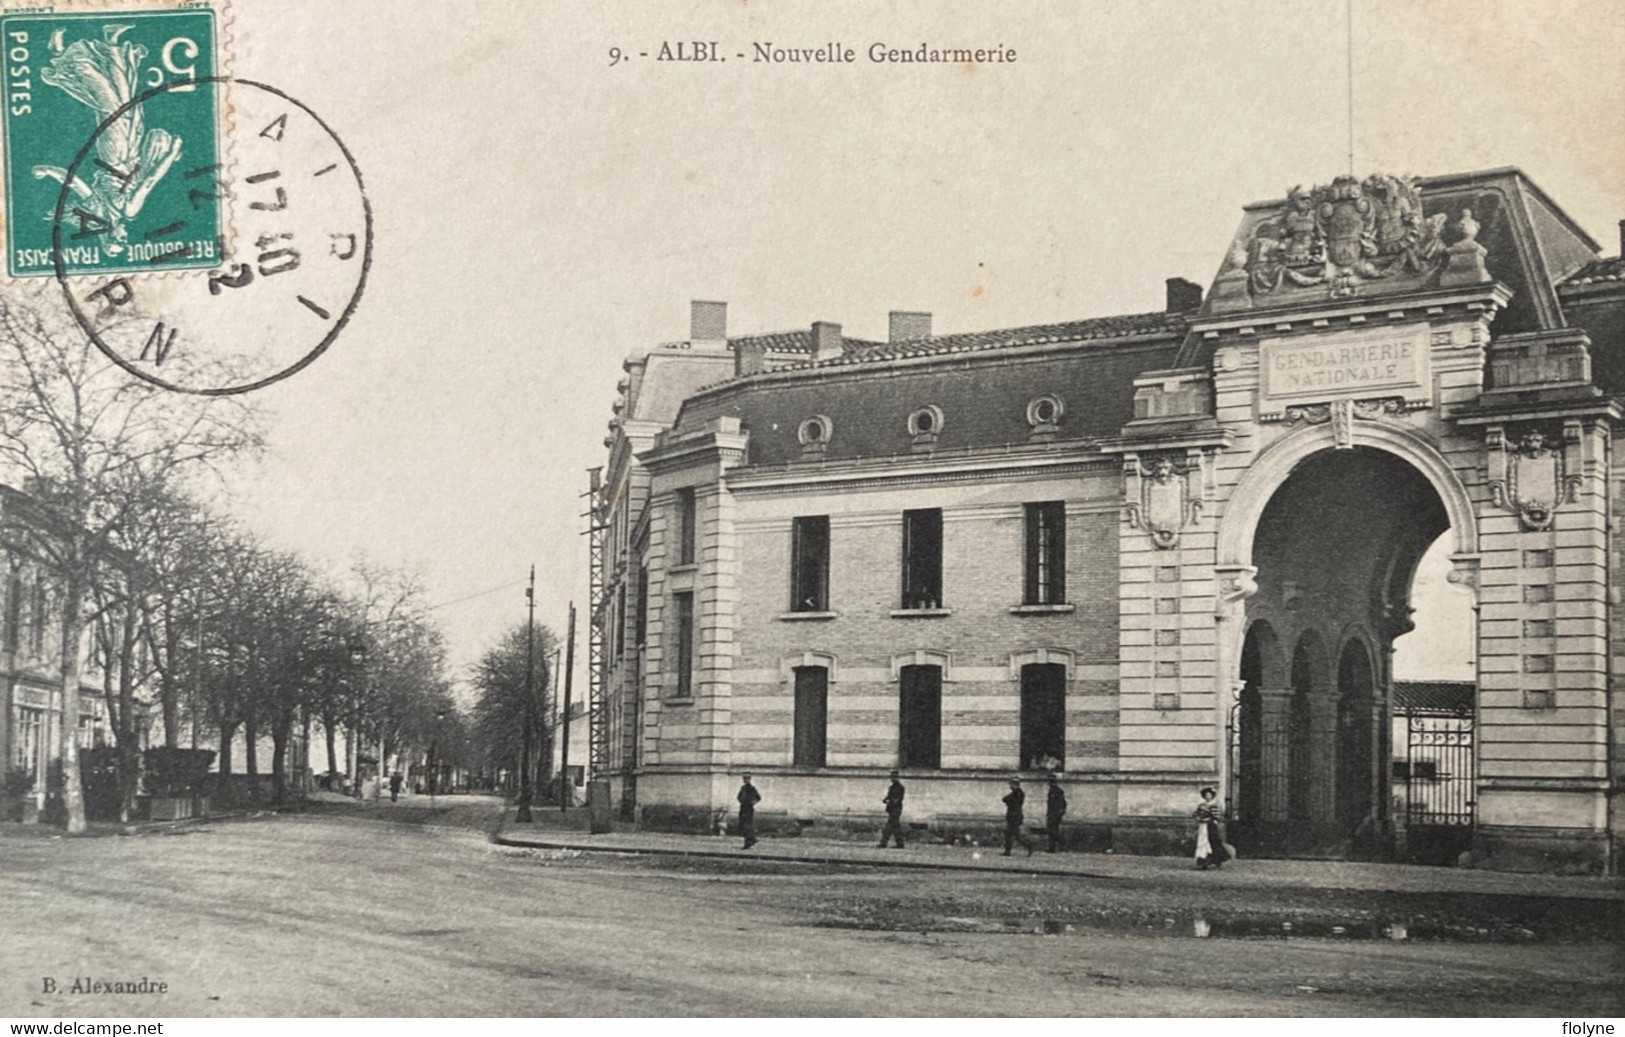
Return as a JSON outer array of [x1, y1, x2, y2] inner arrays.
[[516, 567, 536, 822], [559, 601, 575, 811]]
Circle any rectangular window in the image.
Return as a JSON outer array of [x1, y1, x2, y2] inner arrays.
[[613, 584, 626, 657], [901, 508, 943, 609], [675, 489, 697, 566], [13, 705, 43, 778], [673, 592, 694, 698], [1023, 501, 1066, 605], [30, 583, 47, 655], [898, 664, 942, 768], [1019, 663, 1066, 770], [634, 567, 648, 646], [3, 573, 20, 653], [792, 666, 828, 767], [790, 516, 830, 611]]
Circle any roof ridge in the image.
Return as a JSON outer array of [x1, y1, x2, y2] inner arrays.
[[792, 309, 1188, 370]]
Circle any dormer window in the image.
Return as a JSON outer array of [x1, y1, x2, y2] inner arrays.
[[798, 415, 833, 457], [907, 405, 943, 451], [1027, 393, 1065, 440]]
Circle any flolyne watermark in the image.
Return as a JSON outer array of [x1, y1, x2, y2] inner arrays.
[[1561, 1024, 1615, 1036]]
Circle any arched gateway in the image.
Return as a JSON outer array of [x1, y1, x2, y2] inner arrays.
[[1225, 439, 1464, 857], [1101, 170, 1620, 872]]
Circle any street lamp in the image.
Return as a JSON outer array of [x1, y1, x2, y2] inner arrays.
[[347, 636, 367, 800], [516, 568, 537, 822], [429, 709, 446, 807]]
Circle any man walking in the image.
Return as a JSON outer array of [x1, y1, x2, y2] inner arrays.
[[878, 770, 907, 848], [1045, 773, 1067, 852], [737, 773, 761, 849], [1002, 777, 1034, 856], [388, 772, 403, 803]]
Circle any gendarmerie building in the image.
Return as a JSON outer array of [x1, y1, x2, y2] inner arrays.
[[592, 168, 1624, 874]]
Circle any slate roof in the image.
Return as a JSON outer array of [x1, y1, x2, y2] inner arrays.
[[727, 329, 883, 354], [778, 311, 1188, 370], [1562, 256, 1625, 289], [1392, 680, 1475, 715]]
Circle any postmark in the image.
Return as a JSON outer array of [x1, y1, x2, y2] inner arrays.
[[53, 75, 372, 395], [2, 4, 224, 277]]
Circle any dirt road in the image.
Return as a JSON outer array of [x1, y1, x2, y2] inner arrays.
[[1, 797, 1618, 1017]]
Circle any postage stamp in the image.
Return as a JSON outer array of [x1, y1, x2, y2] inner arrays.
[[58, 75, 372, 395], [1, 3, 224, 278]]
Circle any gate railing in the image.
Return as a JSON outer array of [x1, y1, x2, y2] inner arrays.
[[1403, 712, 1474, 827]]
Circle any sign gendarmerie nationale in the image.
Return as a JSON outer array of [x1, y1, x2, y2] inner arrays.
[[1260, 324, 1432, 405]]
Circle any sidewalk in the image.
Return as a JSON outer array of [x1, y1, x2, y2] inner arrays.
[[495, 808, 1625, 901]]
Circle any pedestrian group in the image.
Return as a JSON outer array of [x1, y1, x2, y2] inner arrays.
[[728, 772, 1235, 871]]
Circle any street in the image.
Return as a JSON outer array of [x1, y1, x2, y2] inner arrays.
[[1, 796, 1620, 1017]]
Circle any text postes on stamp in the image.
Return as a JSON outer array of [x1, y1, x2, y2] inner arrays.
[[56, 77, 372, 396], [3, 6, 223, 278]]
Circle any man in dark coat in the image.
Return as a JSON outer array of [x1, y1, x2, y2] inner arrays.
[[1045, 773, 1067, 852], [878, 770, 906, 848], [1001, 778, 1034, 856], [737, 774, 761, 849]]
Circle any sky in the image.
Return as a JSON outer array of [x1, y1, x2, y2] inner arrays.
[[202, 0, 1625, 691]]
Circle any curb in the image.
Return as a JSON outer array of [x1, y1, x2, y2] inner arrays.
[[491, 827, 1119, 879]]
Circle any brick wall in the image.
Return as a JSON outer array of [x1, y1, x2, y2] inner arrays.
[[724, 465, 1121, 797]]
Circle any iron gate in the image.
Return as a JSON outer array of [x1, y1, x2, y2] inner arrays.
[[1401, 712, 1475, 864], [1226, 690, 1292, 854]]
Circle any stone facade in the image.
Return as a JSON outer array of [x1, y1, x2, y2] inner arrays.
[[0, 486, 111, 810], [594, 169, 1625, 873]]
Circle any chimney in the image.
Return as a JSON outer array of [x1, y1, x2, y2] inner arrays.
[[1165, 277, 1203, 313], [811, 321, 844, 364], [733, 337, 767, 377], [690, 300, 727, 341], [889, 310, 932, 342]]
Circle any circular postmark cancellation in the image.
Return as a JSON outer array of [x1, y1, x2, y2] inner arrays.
[[51, 76, 372, 395]]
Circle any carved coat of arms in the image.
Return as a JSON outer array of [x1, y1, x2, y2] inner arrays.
[[1236, 174, 1450, 300], [1488, 427, 1578, 532], [1125, 455, 1202, 549]]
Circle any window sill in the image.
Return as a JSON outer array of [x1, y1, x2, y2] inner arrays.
[[668, 563, 699, 574], [889, 608, 952, 618], [665, 696, 695, 707], [1009, 603, 1076, 615], [777, 611, 838, 622]]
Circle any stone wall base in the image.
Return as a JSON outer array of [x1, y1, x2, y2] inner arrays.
[[1466, 825, 1613, 876], [1110, 818, 1192, 857]]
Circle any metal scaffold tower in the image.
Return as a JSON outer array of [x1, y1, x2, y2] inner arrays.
[[584, 466, 610, 776]]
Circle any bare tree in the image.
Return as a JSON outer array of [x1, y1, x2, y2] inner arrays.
[[0, 287, 263, 833], [471, 620, 556, 802], [132, 491, 222, 750], [343, 557, 444, 787]]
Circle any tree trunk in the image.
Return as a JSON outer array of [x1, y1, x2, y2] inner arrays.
[[324, 717, 338, 776], [217, 721, 237, 805], [56, 568, 87, 834], [244, 712, 259, 800], [160, 610, 181, 749], [300, 707, 311, 797], [271, 714, 290, 804], [117, 598, 139, 822]]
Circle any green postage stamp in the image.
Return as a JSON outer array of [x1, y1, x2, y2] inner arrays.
[[1, 3, 223, 277]]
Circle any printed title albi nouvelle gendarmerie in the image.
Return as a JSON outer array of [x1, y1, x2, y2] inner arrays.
[[609, 41, 1017, 66]]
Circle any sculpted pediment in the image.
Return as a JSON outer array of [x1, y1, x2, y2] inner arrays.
[[1208, 173, 1491, 313]]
